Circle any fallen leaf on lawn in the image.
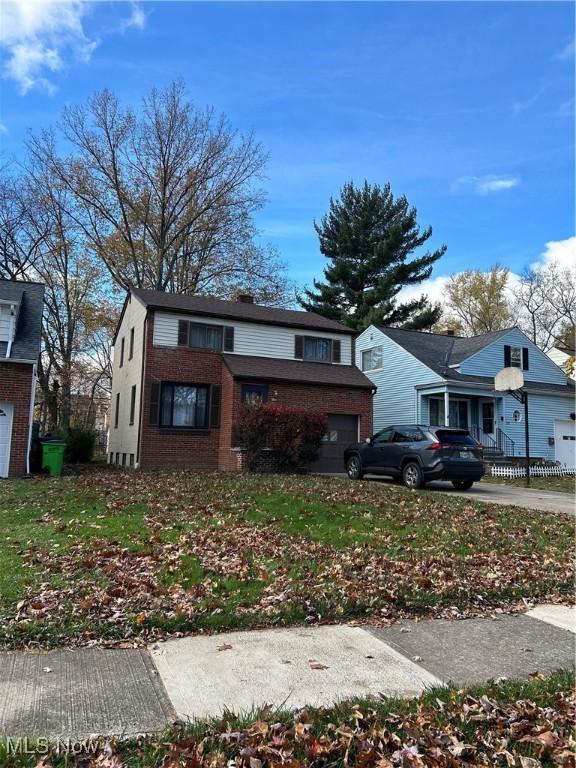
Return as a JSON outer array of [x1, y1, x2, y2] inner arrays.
[[217, 643, 233, 652], [309, 662, 329, 670]]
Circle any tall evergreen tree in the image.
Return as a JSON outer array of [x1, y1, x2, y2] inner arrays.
[[299, 181, 445, 331]]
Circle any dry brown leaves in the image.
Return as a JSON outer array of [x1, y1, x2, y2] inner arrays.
[[28, 683, 576, 767], [3, 470, 574, 647]]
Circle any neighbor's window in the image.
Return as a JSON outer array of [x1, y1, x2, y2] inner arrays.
[[189, 323, 223, 351], [119, 337, 125, 368], [361, 346, 383, 371], [160, 384, 209, 428], [114, 393, 120, 428], [129, 327, 134, 360], [510, 346, 522, 368]]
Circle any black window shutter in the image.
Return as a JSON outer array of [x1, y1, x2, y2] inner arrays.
[[294, 335, 304, 359], [149, 383, 160, 425], [210, 385, 222, 427], [224, 326, 234, 352], [177, 320, 189, 346], [522, 347, 529, 370], [504, 345, 511, 367], [332, 340, 341, 363]]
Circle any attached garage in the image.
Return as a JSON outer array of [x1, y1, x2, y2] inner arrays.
[[554, 419, 576, 467], [310, 414, 360, 473]]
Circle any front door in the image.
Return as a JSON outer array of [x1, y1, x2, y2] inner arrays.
[[0, 404, 14, 478], [481, 401, 495, 438]]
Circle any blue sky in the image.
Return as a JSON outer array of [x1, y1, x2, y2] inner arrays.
[[1, 1, 574, 298]]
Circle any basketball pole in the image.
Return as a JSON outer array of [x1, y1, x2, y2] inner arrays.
[[523, 390, 530, 487]]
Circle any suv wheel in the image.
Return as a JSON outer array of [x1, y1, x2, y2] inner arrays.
[[452, 479, 474, 490], [346, 455, 363, 480], [402, 461, 423, 489]]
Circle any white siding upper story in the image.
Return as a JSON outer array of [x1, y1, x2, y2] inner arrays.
[[152, 311, 353, 364], [0, 301, 18, 346], [108, 294, 147, 464]]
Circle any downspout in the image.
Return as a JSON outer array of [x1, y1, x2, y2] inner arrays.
[[6, 305, 15, 358], [26, 362, 37, 475]]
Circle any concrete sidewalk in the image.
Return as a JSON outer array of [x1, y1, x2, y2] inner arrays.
[[0, 605, 574, 739]]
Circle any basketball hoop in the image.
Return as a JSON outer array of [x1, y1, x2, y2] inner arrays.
[[494, 367, 524, 392]]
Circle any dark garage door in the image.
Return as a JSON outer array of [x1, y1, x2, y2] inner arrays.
[[310, 414, 359, 473]]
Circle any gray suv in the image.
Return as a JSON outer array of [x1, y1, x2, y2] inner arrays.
[[344, 425, 485, 489]]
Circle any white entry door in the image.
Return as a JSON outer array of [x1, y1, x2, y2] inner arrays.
[[0, 403, 14, 478], [554, 419, 576, 467]]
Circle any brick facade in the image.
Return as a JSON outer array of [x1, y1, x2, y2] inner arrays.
[[0, 362, 34, 477], [137, 319, 373, 472]]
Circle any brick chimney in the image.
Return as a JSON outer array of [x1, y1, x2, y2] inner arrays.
[[236, 294, 254, 304]]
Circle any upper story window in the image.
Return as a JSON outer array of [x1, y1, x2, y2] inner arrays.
[[119, 337, 125, 367], [178, 320, 234, 352], [504, 344, 529, 370], [295, 335, 341, 363], [129, 328, 134, 360], [361, 346, 383, 371]]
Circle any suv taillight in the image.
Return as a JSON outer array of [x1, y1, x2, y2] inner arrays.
[[430, 441, 441, 450]]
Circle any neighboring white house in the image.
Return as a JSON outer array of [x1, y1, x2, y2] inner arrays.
[[547, 346, 575, 381]]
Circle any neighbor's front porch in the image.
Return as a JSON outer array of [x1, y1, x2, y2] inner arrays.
[[416, 383, 515, 457]]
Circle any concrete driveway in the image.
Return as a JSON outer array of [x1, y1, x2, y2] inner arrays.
[[355, 475, 575, 515]]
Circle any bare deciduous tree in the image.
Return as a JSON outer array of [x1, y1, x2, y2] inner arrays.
[[512, 261, 576, 351], [27, 81, 289, 302]]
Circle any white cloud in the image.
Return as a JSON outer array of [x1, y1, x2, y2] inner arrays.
[[531, 236, 576, 271], [0, 1, 145, 94], [453, 175, 520, 196], [398, 237, 576, 312], [119, 2, 146, 32]]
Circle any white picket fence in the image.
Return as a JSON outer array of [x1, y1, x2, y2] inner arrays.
[[491, 464, 576, 478]]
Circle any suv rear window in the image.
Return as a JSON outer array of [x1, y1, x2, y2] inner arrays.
[[435, 430, 476, 446]]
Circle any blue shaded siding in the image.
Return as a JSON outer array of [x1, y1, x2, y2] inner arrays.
[[499, 391, 574, 460], [460, 328, 567, 384], [355, 326, 437, 430]]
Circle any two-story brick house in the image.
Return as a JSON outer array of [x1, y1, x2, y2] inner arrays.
[[108, 290, 374, 472]]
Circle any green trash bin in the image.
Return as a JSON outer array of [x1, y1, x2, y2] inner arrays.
[[41, 441, 66, 477]]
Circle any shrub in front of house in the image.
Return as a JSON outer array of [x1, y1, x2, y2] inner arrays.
[[237, 403, 327, 471], [65, 426, 97, 463]]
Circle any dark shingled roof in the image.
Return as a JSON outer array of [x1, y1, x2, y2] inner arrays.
[[377, 326, 574, 393], [0, 280, 44, 362], [222, 354, 375, 389], [377, 326, 513, 377], [131, 288, 355, 334]]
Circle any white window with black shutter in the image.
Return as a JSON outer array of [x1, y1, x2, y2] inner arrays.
[[294, 335, 341, 363], [504, 344, 529, 370], [177, 320, 234, 352]]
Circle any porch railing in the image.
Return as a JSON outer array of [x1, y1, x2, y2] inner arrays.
[[470, 425, 515, 457]]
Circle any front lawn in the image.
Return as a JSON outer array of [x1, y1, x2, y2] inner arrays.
[[0, 469, 573, 648], [482, 474, 575, 494], [2, 670, 574, 767]]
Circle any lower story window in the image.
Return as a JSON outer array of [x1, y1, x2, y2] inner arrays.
[[161, 383, 209, 428], [129, 453, 135, 467], [241, 383, 268, 404]]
